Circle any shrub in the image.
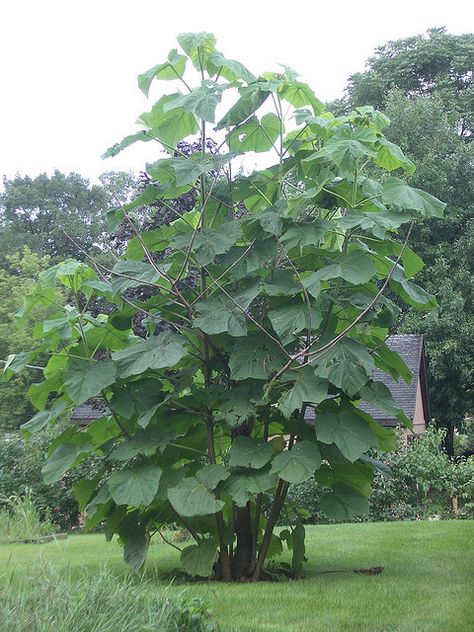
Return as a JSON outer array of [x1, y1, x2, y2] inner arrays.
[[0, 429, 108, 530], [0, 489, 57, 544], [0, 566, 219, 632]]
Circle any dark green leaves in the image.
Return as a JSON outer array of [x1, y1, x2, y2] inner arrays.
[[228, 436, 273, 469], [270, 441, 321, 483], [268, 301, 322, 345], [108, 465, 162, 507], [280, 220, 331, 252], [42, 441, 93, 484], [171, 221, 241, 266], [168, 477, 224, 517], [314, 338, 376, 396], [278, 367, 328, 418], [382, 178, 445, 218], [193, 284, 259, 337], [229, 335, 287, 380], [320, 483, 369, 521], [181, 539, 218, 577], [315, 407, 376, 462], [64, 359, 116, 405], [112, 331, 187, 378]]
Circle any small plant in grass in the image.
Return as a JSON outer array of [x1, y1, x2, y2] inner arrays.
[[6, 33, 444, 580], [0, 489, 57, 544]]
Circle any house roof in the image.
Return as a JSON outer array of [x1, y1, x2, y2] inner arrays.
[[305, 334, 430, 425], [70, 400, 106, 425]]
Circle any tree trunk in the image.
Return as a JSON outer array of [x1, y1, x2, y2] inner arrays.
[[231, 503, 253, 579]]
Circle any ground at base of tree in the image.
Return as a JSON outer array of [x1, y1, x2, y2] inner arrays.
[[1, 521, 472, 632]]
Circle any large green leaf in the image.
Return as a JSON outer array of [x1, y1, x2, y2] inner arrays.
[[138, 49, 187, 96], [120, 522, 150, 571], [229, 335, 287, 380], [164, 81, 225, 123], [222, 467, 277, 506], [390, 267, 436, 311], [280, 220, 331, 252], [112, 331, 187, 378], [270, 441, 321, 483], [315, 250, 376, 285], [278, 81, 324, 115], [320, 483, 369, 521], [42, 441, 93, 485], [315, 407, 376, 462], [308, 128, 378, 170], [195, 464, 230, 490], [177, 32, 216, 70], [108, 465, 162, 506], [193, 283, 260, 338], [102, 131, 152, 159], [278, 367, 328, 418], [316, 460, 374, 496], [207, 52, 255, 82], [171, 221, 241, 266], [382, 178, 445, 218], [360, 381, 411, 426], [314, 338, 376, 396], [138, 94, 199, 149], [374, 139, 415, 174], [181, 538, 218, 577], [228, 113, 280, 153], [168, 476, 224, 517], [216, 86, 270, 129], [228, 436, 273, 469], [268, 301, 322, 345], [64, 359, 116, 405]]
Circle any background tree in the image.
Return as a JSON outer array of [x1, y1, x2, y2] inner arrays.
[[0, 248, 54, 431], [343, 30, 474, 451]]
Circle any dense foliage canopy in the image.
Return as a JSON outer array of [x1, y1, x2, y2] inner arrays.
[[6, 33, 444, 580]]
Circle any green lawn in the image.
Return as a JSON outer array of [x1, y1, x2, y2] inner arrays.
[[1, 521, 473, 632]]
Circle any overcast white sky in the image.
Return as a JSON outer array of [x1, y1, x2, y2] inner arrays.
[[1, 0, 473, 183]]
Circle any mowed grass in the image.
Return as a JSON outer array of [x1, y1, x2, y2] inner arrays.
[[1, 521, 473, 632]]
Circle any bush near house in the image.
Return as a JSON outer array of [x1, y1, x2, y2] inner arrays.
[[287, 428, 474, 523]]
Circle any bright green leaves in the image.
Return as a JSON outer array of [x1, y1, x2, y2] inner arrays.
[[228, 113, 280, 153], [108, 465, 162, 507], [270, 441, 321, 483], [216, 87, 270, 129], [177, 32, 217, 71], [206, 52, 255, 83], [382, 178, 445, 218], [112, 331, 188, 378], [314, 338, 376, 396], [278, 367, 328, 419], [228, 437, 273, 469], [278, 81, 324, 115], [138, 94, 199, 150], [181, 538, 218, 577], [308, 127, 378, 171], [64, 359, 116, 405], [138, 49, 187, 96], [375, 139, 415, 174], [167, 477, 224, 517], [165, 81, 225, 123], [315, 405, 376, 462]]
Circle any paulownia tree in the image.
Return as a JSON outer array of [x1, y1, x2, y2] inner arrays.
[[8, 33, 445, 581]]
